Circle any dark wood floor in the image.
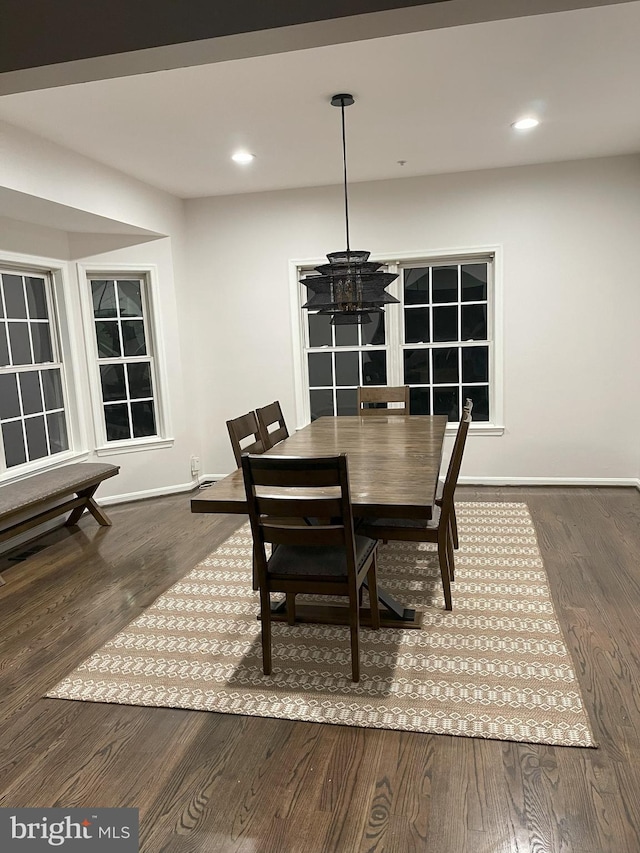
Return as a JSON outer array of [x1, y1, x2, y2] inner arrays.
[[0, 486, 639, 852]]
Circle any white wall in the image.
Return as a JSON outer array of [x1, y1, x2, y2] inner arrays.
[[0, 122, 199, 501], [185, 154, 640, 483]]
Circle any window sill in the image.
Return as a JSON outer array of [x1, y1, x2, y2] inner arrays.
[[445, 424, 504, 436], [0, 450, 90, 485], [95, 437, 175, 456]]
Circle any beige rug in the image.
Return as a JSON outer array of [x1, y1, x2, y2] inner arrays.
[[47, 502, 595, 746]]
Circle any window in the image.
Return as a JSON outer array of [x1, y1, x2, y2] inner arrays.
[[89, 275, 158, 443], [402, 261, 490, 421], [299, 251, 498, 425], [0, 267, 70, 470]]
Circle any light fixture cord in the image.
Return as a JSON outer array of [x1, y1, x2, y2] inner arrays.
[[340, 100, 351, 253]]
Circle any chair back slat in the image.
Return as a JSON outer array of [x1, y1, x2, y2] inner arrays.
[[256, 495, 343, 519], [357, 385, 410, 415], [227, 411, 265, 468], [256, 401, 289, 450], [262, 525, 346, 547]]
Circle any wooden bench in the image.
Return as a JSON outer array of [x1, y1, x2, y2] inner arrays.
[[0, 462, 120, 556]]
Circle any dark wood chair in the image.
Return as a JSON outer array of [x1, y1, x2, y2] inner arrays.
[[226, 411, 266, 468], [241, 453, 380, 682], [436, 398, 473, 552], [256, 401, 289, 450], [357, 385, 410, 415], [358, 402, 472, 611]]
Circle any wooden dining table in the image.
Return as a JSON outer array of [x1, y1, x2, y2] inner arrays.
[[191, 414, 448, 628]]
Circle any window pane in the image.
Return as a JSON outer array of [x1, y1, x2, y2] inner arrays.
[[100, 363, 126, 401], [335, 351, 359, 386], [105, 404, 131, 441], [404, 349, 430, 385], [8, 322, 32, 364], [26, 277, 48, 319], [42, 369, 64, 409], [310, 389, 333, 420], [92, 280, 117, 317], [47, 411, 69, 454], [132, 400, 156, 437], [434, 387, 460, 421], [410, 387, 431, 415], [308, 352, 332, 386], [122, 320, 147, 356], [433, 306, 458, 342], [461, 304, 487, 340], [2, 421, 26, 467], [404, 307, 430, 344], [433, 347, 459, 384], [462, 264, 487, 302], [362, 351, 387, 385], [0, 323, 8, 366], [404, 268, 430, 305], [3, 274, 26, 318], [118, 280, 143, 317], [462, 346, 489, 382], [336, 388, 357, 416], [463, 385, 489, 421], [20, 371, 42, 415], [127, 362, 152, 398], [432, 266, 458, 303], [361, 313, 385, 345], [25, 415, 48, 460], [308, 313, 332, 348], [335, 323, 358, 347], [95, 321, 121, 357], [0, 373, 20, 419], [31, 323, 53, 363]]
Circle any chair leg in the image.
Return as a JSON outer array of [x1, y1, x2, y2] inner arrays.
[[259, 587, 272, 675], [437, 528, 453, 611], [252, 543, 259, 591], [349, 594, 361, 683], [450, 503, 459, 550], [446, 527, 455, 582], [286, 593, 296, 626], [367, 555, 381, 630]]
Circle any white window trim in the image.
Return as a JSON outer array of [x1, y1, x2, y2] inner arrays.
[[0, 250, 89, 483], [77, 262, 174, 454], [289, 245, 504, 434]]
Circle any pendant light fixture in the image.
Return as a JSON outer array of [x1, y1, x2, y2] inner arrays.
[[300, 94, 399, 325]]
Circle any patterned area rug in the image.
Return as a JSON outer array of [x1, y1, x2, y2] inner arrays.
[[47, 503, 595, 746]]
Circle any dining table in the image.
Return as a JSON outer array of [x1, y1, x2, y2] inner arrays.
[[191, 414, 448, 628]]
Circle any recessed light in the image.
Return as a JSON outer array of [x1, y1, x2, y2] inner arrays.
[[511, 117, 539, 130], [231, 151, 255, 164]]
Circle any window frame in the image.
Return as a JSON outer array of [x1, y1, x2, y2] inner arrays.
[[78, 263, 174, 455], [289, 246, 504, 434], [0, 251, 87, 483]]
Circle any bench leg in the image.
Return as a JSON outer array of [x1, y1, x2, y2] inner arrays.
[[66, 485, 113, 527]]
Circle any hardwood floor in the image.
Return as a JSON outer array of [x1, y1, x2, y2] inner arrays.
[[0, 486, 639, 852]]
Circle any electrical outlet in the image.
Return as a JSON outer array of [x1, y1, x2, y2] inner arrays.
[[190, 455, 200, 476]]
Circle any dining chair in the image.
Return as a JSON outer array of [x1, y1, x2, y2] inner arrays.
[[226, 411, 266, 468], [241, 453, 380, 682], [358, 402, 473, 611], [256, 400, 289, 450], [357, 385, 410, 415]]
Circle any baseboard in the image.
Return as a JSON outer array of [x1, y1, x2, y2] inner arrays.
[[99, 480, 197, 506], [458, 476, 639, 488], [635, 479, 640, 492]]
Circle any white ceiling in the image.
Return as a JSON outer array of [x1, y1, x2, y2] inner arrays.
[[0, 2, 639, 199]]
